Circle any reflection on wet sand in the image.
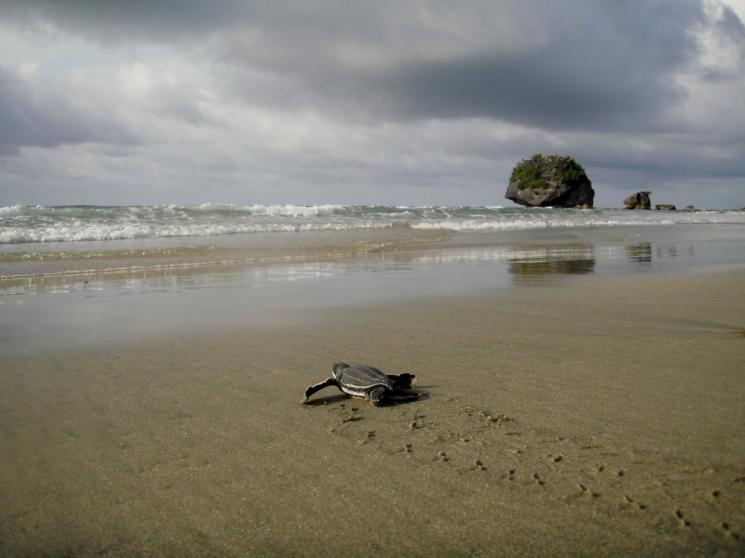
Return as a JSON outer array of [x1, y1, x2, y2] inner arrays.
[[0, 232, 724, 300], [625, 242, 695, 264], [657, 244, 678, 259], [626, 242, 653, 263], [507, 245, 595, 282]]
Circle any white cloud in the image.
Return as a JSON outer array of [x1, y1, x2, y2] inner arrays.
[[17, 62, 39, 76], [0, 1, 744, 208]]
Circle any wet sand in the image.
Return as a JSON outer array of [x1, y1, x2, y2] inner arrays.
[[1, 267, 745, 556]]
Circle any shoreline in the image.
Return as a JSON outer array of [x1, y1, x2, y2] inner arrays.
[[2, 268, 745, 556], [3, 221, 745, 282], [2, 222, 745, 359]]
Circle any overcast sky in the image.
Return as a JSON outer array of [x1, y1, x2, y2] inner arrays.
[[1, 1, 744, 208]]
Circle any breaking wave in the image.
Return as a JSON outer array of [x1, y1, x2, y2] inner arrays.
[[1, 204, 744, 244]]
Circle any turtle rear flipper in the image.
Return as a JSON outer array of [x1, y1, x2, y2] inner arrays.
[[387, 373, 415, 389], [391, 389, 420, 402], [303, 377, 339, 403]]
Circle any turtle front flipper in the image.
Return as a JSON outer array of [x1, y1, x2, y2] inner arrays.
[[303, 377, 339, 404], [367, 385, 389, 406]]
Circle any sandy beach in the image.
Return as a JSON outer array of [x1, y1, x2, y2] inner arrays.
[[5, 0, 745, 554], [2, 255, 745, 556]]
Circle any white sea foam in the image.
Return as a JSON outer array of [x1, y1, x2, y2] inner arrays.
[[244, 204, 341, 217], [0, 219, 394, 244], [1, 204, 744, 244], [409, 210, 745, 231]]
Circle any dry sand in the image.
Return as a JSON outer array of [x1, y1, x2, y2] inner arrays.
[[1, 270, 745, 557]]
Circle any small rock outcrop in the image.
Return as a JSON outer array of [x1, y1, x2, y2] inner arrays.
[[505, 154, 594, 208], [624, 191, 651, 209], [655, 204, 676, 211]]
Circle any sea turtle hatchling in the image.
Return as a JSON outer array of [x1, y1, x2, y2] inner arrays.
[[303, 362, 420, 406]]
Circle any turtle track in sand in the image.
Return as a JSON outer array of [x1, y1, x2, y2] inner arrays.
[[310, 395, 745, 556]]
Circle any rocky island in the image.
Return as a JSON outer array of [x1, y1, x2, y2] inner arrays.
[[624, 191, 652, 209], [505, 154, 594, 208]]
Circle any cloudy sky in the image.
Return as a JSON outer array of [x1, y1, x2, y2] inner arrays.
[[1, 1, 744, 208]]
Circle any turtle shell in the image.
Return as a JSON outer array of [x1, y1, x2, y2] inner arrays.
[[332, 363, 394, 398]]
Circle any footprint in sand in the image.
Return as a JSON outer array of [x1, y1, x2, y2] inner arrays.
[[407, 411, 427, 431], [469, 459, 487, 472], [339, 405, 363, 423], [721, 522, 741, 542], [358, 431, 377, 446], [479, 411, 513, 426], [623, 494, 647, 511], [674, 509, 691, 529], [577, 483, 600, 498]]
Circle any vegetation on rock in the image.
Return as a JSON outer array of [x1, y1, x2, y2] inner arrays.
[[510, 154, 589, 191]]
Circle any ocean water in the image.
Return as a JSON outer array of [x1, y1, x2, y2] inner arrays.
[[2, 204, 745, 355], [1, 204, 745, 287], [2, 204, 745, 244]]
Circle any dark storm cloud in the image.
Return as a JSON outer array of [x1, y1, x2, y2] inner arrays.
[[369, 4, 699, 129], [0, 66, 137, 154], [713, 2, 745, 47], [0, 0, 388, 45], [215, 0, 733, 132], [4, 0, 731, 132], [0, 0, 248, 42], [308, 44, 682, 131]]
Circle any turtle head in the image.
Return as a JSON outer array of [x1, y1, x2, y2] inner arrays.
[[332, 362, 350, 380]]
